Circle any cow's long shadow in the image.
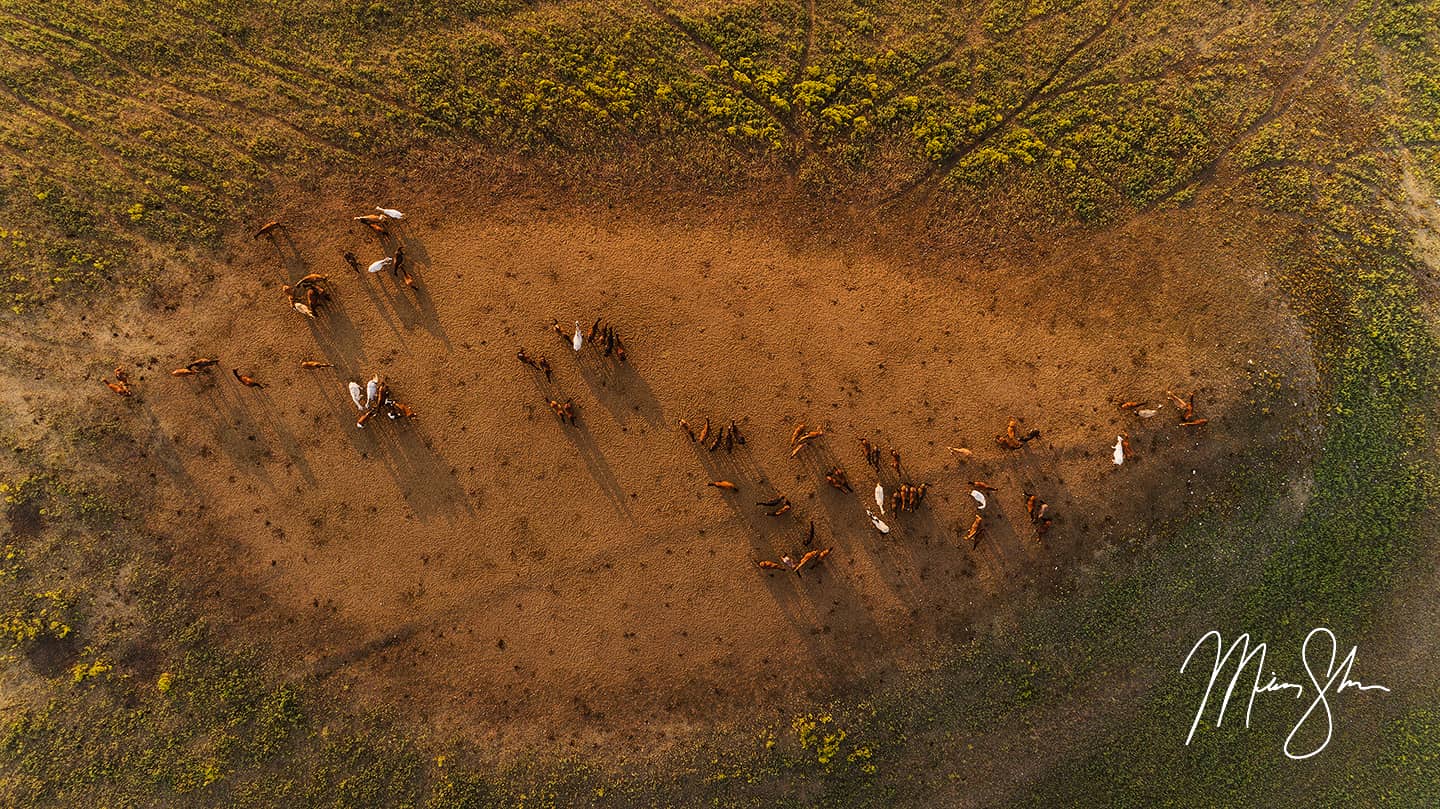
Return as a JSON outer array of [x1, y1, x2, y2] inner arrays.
[[352, 267, 406, 342], [304, 293, 370, 373], [553, 408, 635, 523], [199, 376, 279, 490], [249, 391, 317, 488], [683, 424, 793, 560], [998, 439, 1079, 583], [571, 344, 665, 428], [393, 232, 452, 349], [753, 547, 891, 694], [135, 401, 200, 499], [334, 394, 477, 523], [265, 229, 309, 281], [374, 271, 424, 330], [525, 369, 634, 522], [338, 224, 410, 339], [816, 435, 1042, 639], [340, 231, 451, 350], [677, 423, 893, 689], [753, 476, 906, 691], [259, 227, 373, 372]]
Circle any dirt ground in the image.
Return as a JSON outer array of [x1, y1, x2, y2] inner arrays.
[[108, 194, 1317, 758]]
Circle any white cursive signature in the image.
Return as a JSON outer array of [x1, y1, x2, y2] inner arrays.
[[1180, 627, 1390, 759]]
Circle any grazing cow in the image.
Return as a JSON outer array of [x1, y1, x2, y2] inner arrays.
[[1167, 390, 1205, 423], [997, 418, 1023, 449], [867, 509, 890, 534], [232, 369, 265, 388], [963, 514, 983, 548], [766, 497, 793, 517], [859, 437, 881, 469], [790, 429, 824, 458], [794, 547, 831, 574]]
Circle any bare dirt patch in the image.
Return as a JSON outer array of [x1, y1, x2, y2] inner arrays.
[[118, 198, 1314, 756]]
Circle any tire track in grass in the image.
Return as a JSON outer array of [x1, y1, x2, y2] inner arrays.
[[0, 33, 267, 181], [640, 0, 819, 164], [0, 8, 358, 161], [158, 6, 458, 134], [0, 76, 143, 183], [792, 0, 815, 86], [873, 0, 1132, 211], [1146, 0, 1365, 207], [8, 4, 387, 154]]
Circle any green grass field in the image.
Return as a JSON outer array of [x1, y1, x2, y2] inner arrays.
[[0, 0, 1437, 805]]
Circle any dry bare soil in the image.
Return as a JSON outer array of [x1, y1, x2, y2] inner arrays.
[[109, 194, 1315, 757]]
